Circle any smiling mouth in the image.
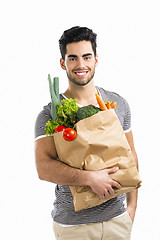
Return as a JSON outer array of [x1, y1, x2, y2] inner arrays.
[[74, 71, 88, 76]]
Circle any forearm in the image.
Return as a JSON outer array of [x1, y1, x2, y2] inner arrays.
[[125, 131, 139, 221], [126, 189, 138, 223], [126, 189, 137, 208], [129, 150, 138, 209], [35, 137, 90, 186], [126, 148, 138, 208], [37, 156, 89, 186]]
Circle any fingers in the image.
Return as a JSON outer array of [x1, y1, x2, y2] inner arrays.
[[98, 187, 112, 199], [106, 167, 122, 189], [91, 167, 122, 199], [105, 185, 115, 196], [107, 167, 119, 174], [107, 186, 115, 195], [100, 189, 114, 199], [99, 182, 121, 200], [111, 180, 121, 190], [99, 186, 116, 199]]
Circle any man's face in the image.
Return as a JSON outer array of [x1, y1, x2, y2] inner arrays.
[[60, 41, 98, 86]]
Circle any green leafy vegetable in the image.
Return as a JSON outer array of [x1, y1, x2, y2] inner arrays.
[[76, 105, 101, 121], [57, 98, 80, 126], [45, 91, 80, 135], [45, 118, 68, 136]]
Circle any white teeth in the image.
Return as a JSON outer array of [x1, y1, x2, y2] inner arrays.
[[75, 72, 87, 76]]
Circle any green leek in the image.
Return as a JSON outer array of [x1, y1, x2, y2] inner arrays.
[[48, 74, 60, 121]]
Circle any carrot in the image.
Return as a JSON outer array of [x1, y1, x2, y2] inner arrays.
[[106, 101, 111, 109], [110, 101, 117, 109], [95, 93, 107, 111]]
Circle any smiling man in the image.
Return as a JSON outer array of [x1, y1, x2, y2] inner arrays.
[[34, 26, 139, 240], [61, 41, 97, 86]]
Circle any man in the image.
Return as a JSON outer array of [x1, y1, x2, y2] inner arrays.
[[35, 26, 138, 240]]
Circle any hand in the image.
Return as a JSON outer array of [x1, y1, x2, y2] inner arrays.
[[88, 167, 121, 199]]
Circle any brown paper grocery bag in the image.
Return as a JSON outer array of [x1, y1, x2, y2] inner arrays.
[[54, 109, 141, 212]]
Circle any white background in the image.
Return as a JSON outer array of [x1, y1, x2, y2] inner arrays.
[[0, 0, 160, 239]]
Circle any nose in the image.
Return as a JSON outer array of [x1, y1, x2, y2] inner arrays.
[[77, 57, 86, 69]]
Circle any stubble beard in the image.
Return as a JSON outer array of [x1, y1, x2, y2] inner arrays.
[[66, 69, 95, 86]]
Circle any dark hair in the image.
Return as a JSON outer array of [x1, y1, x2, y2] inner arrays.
[[59, 26, 97, 59]]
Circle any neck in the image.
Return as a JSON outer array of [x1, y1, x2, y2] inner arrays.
[[63, 80, 98, 106]]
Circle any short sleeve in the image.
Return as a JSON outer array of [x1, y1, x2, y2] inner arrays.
[[34, 103, 52, 140], [122, 97, 131, 132]]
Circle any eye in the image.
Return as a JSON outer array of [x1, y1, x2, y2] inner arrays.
[[69, 58, 77, 61], [84, 56, 91, 60]]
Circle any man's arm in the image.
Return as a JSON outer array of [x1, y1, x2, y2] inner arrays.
[[125, 130, 139, 223], [35, 136, 89, 186], [34, 136, 121, 199]]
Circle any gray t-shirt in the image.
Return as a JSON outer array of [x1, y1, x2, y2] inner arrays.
[[34, 87, 131, 225]]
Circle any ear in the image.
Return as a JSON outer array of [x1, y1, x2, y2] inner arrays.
[[60, 58, 66, 70], [95, 54, 98, 67]]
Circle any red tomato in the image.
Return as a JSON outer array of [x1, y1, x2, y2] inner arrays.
[[55, 125, 66, 133], [63, 128, 77, 141]]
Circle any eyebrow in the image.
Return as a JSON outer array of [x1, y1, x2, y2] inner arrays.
[[68, 53, 93, 58], [82, 53, 93, 57]]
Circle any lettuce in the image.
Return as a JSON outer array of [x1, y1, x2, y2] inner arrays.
[[45, 98, 80, 136]]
